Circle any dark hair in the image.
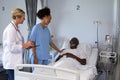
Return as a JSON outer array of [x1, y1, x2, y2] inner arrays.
[[37, 7, 51, 19], [70, 37, 79, 49]]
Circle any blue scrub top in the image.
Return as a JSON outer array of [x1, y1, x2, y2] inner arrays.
[[29, 23, 52, 60]]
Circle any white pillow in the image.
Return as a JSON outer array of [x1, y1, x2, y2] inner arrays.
[[60, 39, 70, 49], [60, 39, 92, 62]]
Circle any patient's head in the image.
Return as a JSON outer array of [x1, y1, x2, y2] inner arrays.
[[70, 37, 79, 49]]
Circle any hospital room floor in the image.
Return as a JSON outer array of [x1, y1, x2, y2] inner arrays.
[[97, 68, 116, 80], [0, 64, 8, 80]]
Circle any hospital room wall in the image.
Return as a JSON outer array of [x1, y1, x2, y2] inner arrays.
[[48, 0, 116, 48], [0, 0, 42, 44], [0, 0, 28, 44], [0, 0, 118, 48]]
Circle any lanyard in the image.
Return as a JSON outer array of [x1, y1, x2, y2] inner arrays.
[[11, 22, 25, 63], [10, 22, 24, 43], [11, 22, 20, 32]]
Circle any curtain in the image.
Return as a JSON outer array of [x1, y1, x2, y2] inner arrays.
[[25, 0, 37, 36], [24, 0, 37, 64]]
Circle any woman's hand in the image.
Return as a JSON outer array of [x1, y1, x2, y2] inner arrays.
[[22, 40, 35, 49], [59, 49, 65, 53]]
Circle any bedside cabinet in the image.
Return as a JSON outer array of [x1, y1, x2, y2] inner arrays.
[[99, 51, 117, 79]]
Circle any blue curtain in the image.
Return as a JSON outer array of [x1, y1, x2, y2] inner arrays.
[[24, 0, 37, 64], [25, 0, 37, 37]]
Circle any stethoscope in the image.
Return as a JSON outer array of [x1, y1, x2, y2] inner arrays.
[[10, 21, 24, 42]]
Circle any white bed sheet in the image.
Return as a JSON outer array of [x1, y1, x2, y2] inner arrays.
[[53, 61, 97, 80]]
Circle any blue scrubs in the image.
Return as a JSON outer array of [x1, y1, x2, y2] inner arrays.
[[29, 23, 52, 65]]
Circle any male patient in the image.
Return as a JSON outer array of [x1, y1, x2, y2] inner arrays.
[[55, 37, 86, 65]]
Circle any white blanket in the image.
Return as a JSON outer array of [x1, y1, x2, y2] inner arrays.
[[53, 57, 97, 80], [52, 46, 98, 80]]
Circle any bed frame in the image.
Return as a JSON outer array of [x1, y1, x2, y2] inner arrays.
[[15, 64, 80, 80], [15, 46, 98, 80]]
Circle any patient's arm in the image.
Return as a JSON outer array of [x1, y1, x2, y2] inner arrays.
[[31, 43, 38, 64], [55, 55, 64, 62], [50, 42, 62, 53], [65, 53, 86, 65], [55, 53, 86, 65]]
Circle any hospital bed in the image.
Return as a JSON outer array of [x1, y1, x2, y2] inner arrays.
[[15, 43, 98, 80]]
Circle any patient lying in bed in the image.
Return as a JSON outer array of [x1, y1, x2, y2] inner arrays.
[[54, 37, 87, 70], [31, 37, 97, 80]]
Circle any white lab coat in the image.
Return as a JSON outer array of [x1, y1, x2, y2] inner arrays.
[[2, 22, 24, 69]]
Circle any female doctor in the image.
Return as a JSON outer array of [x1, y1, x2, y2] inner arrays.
[[2, 8, 34, 80]]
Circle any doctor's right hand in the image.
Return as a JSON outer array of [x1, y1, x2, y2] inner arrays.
[[22, 40, 35, 49]]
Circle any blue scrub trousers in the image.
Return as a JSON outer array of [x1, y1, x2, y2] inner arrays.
[[30, 55, 51, 72], [30, 54, 51, 65]]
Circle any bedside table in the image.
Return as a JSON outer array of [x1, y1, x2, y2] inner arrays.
[[99, 51, 117, 79], [99, 51, 117, 64]]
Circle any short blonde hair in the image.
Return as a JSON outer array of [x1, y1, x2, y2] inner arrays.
[[11, 8, 25, 19]]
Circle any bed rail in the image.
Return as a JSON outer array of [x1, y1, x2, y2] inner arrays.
[[15, 64, 80, 80]]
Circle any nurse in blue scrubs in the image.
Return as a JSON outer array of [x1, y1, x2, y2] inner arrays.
[[29, 7, 62, 65]]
